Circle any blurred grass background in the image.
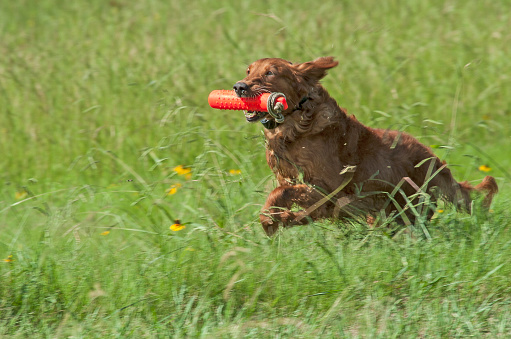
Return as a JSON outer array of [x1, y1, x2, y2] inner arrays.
[[1, 0, 510, 337]]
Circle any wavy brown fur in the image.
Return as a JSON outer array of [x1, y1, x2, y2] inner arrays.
[[233, 57, 498, 235]]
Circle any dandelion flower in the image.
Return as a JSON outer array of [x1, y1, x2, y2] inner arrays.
[[478, 165, 492, 172], [3, 255, 13, 263], [100, 231, 110, 236], [437, 209, 444, 214], [170, 220, 185, 231], [166, 183, 182, 195], [229, 169, 242, 175]]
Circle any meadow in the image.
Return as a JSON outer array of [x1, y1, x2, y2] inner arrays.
[[1, 0, 510, 337]]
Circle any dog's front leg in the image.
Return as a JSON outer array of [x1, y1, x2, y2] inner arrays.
[[260, 184, 331, 235]]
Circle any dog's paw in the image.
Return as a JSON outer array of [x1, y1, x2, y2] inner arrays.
[[260, 209, 310, 236]]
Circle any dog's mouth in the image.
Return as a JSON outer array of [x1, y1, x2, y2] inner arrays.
[[234, 86, 272, 122], [244, 110, 266, 123]]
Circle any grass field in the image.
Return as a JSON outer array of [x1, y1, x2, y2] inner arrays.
[[1, 0, 510, 337]]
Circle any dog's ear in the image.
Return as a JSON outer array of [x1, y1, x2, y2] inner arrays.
[[295, 57, 338, 82]]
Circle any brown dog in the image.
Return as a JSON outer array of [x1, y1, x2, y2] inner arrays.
[[233, 57, 498, 235]]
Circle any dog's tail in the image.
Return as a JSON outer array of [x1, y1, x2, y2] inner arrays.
[[460, 175, 498, 210], [475, 175, 499, 209]]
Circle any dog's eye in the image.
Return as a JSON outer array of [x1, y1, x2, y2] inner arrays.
[[265, 71, 275, 76]]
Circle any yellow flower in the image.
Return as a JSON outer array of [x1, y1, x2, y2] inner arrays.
[[174, 165, 191, 176], [3, 255, 13, 263], [166, 183, 182, 195], [100, 231, 110, 236], [478, 165, 492, 172], [15, 191, 28, 200], [229, 169, 242, 175], [173, 165, 192, 180], [170, 220, 185, 231], [437, 209, 444, 214]]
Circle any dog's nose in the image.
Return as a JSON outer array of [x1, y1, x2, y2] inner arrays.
[[233, 82, 249, 96]]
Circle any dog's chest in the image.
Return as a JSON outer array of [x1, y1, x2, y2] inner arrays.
[[265, 147, 300, 183], [265, 136, 336, 184]]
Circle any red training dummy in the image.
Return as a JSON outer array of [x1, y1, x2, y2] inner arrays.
[[208, 90, 288, 111]]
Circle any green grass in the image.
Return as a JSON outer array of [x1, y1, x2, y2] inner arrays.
[[1, 0, 510, 337]]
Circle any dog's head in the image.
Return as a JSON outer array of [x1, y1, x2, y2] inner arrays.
[[233, 57, 339, 123]]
